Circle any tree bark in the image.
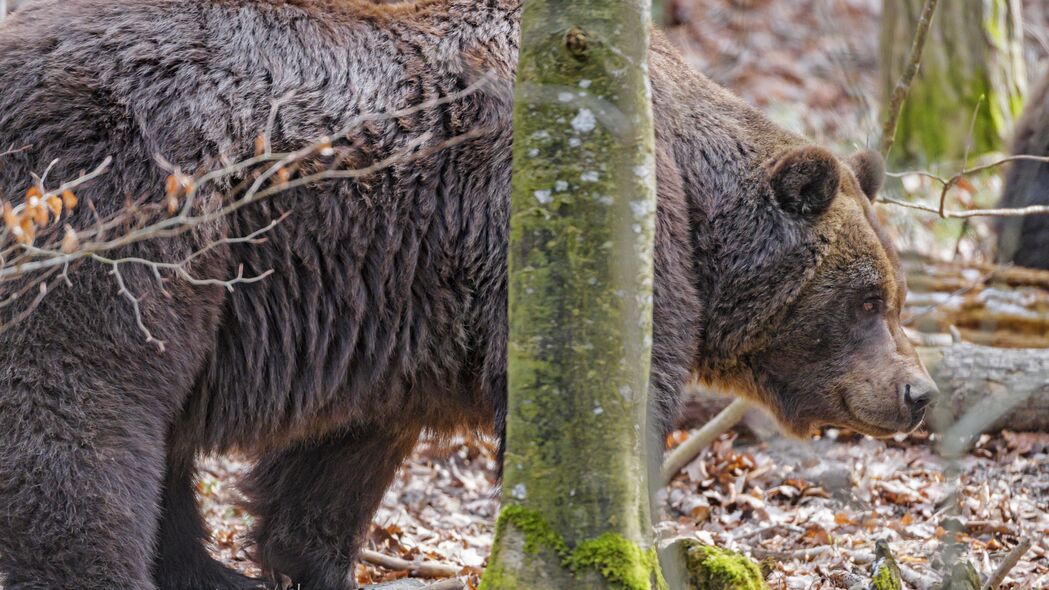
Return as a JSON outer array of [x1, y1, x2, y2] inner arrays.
[[481, 0, 663, 588], [880, 0, 1026, 164]]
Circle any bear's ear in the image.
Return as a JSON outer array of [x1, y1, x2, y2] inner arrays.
[[769, 146, 841, 217], [848, 150, 885, 202]]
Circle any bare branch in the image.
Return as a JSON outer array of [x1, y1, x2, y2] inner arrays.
[[882, 154, 1049, 218], [0, 72, 498, 279], [358, 548, 461, 578], [0, 145, 30, 158], [661, 398, 748, 486], [0, 74, 498, 339], [86, 213, 286, 292], [262, 91, 296, 157], [0, 281, 49, 337], [982, 537, 1032, 590]]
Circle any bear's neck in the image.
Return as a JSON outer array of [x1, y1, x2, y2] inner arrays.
[[649, 34, 810, 390], [389, 6, 810, 397]]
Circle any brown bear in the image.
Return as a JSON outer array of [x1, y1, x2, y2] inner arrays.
[[997, 71, 1049, 270], [0, 1, 937, 588]]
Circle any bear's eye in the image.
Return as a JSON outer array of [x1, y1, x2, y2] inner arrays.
[[860, 297, 883, 315]]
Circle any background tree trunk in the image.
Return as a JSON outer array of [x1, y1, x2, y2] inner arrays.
[[652, 0, 669, 27], [880, 0, 1026, 164], [480, 0, 663, 588]]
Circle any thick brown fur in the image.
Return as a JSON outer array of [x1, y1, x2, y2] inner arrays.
[[997, 71, 1049, 270], [0, 1, 934, 588]]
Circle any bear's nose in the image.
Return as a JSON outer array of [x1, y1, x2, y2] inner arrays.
[[902, 376, 938, 417]]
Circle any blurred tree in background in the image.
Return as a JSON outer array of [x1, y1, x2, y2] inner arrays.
[[881, 0, 1027, 164]]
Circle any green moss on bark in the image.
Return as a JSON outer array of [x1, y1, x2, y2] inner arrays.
[[568, 534, 667, 590], [499, 4, 658, 538], [482, 507, 666, 590], [871, 566, 902, 590], [682, 544, 768, 590], [493, 505, 570, 558]]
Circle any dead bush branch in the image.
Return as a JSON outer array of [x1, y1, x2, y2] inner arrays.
[[883, 154, 1049, 219]]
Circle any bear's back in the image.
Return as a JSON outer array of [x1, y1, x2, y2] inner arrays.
[[0, 0, 519, 451]]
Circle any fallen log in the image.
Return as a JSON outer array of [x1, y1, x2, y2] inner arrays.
[[903, 256, 1049, 349], [920, 344, 1049, 434]]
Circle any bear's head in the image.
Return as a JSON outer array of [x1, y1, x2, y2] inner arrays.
[[697, 146, 937, 438]]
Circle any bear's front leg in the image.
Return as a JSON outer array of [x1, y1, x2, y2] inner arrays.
[[244, 423, 422, 590], [0, 372, 169, 590], [153, 443, 267, 590], [0, 259, 222, 589]]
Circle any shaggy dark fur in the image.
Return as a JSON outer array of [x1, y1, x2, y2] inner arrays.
[[998, 72, 1049, 270], [0, 1, 935, 588]]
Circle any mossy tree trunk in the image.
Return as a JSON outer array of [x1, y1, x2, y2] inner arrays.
[[480, 0, 662, 589], [880, 0, 1026, 164]]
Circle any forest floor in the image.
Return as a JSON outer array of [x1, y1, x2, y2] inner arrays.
[[200, 0, 1049, 588], [201, 428, 1049, 589]]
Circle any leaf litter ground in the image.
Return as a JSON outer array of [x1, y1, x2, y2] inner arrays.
[[199, 429, 1048, 589]]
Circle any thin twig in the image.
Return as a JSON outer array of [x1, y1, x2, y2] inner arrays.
[[981, 537, 1032, 590], [882, 154, 1049, 218], [881, 198, 1049, 219], [109, 263, 164, 352], [1, 127, 487, 279], [6, 156, 112, 219], [0, 281, 49, 337], [87, 212, 286, 292], [0, 145, 30, 158], [262, 91, 296, 157], [661, 398, 749, 486], [2, 70, 497, 278], [359, 549, 461, 578], [879, 0, 940, 157], [0, 69, 503, 347]]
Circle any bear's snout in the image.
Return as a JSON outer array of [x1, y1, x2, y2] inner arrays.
[[899, 370, 939, 429]]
